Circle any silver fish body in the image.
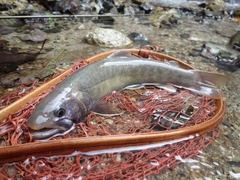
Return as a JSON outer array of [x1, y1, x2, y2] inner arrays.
[[27, 51, 228, 140]]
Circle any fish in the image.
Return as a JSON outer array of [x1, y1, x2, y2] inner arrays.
[[27, 50, 228, 140]]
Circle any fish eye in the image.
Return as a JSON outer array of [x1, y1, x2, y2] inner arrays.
[[54, 108, 66, 117]]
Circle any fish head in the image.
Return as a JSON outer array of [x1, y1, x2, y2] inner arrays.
[[27, 87, 92, 140]]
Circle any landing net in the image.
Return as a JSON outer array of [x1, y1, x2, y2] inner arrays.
[[0, 48, 223, 179]]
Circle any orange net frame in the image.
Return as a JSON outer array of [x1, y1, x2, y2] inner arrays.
[[0, 48, 222, 179]]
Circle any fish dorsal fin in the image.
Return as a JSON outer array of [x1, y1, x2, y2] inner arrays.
[[91, 101, 122, 116], [107, 50, 132, 59]]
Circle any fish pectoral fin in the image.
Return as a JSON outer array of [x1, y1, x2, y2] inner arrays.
[[91, 102, 123, 116], [155, 83, 177, 93], [123, 83, 177, 93]]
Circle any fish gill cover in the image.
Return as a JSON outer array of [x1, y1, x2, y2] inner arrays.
[[0, 48, 224, 179]]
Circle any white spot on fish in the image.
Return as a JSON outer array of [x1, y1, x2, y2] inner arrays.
[[36, 115, 48, 124]]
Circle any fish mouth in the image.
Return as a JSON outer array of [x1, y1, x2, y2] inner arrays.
[[29, 119, 74, 140]]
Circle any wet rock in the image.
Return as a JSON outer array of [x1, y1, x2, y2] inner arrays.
[[80, 0, 115, 14], [1, 72, 20, 88], [140, 0, 155, 12], [180, 33, 190, 39], [77, 24, 85, 30], [201, 43, 240, 71], [37, 0, 79, 14], [207, 0, 226, 11], [0, 39, 41, 73], [21, 29, 48, 42], [124, 5, 136, 16], [0, 19, 23, 27], [0, 0, 44, 18], [1, 73, 35, 88], [229, 31, 240, 51], [233, 8, 240, 17], [132, 0, 144, 4], [215, 30, 235, 38], [200, 44, 215, 60], [0, 0, 29, 15], [189, 51, 199, 57], [204, 8, 224, 19], [54, 0, 79, 14], [21, 23, 46, 31], [92, 16, 115, 25], [228, 161, 240, 167], [223, 119, 232, 128], [0, 3, 16, 11], [216, 55, 240, 72], [128, 32, 150, 45], [194, 17, 204, 23], [98, 0, 115, 14], [84, 28, 132, 48], [149, 7, 180, 28], [0, 26, 16, 35]]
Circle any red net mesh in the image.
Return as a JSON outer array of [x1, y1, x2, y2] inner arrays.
[[0, 128, 220, 179], [0, 48, 223, 179]]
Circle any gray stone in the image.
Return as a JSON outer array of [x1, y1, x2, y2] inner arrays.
[[84, 28, 132, 48]]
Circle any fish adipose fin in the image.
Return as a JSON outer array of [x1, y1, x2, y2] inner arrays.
[[91, 101, 123, 116], [107, 50, 132, 58], [188, 70, 229, 99], [166, 60, 179, 67]]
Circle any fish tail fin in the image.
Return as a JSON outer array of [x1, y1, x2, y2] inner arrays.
[[192, 70, 229, 87], [186, 70, 229, 99]]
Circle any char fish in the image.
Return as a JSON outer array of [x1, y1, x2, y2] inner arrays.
[[27, 50, 228, 140]]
